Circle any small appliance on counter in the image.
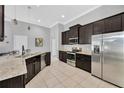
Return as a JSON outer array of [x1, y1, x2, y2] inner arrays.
[[67, 47, 82, 67]]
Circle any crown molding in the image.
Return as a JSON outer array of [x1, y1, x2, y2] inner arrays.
[[63, 5, 102, 25]]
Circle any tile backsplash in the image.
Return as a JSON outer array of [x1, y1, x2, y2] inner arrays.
[[61, 44, 91, 53]]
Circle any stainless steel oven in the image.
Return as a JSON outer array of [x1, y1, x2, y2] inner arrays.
[[67, 52, 76, 67]]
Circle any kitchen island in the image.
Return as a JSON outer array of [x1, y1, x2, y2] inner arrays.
[[0, 52, 51, 88]]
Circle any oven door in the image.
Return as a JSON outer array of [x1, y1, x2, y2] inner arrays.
[[67, 53, 76, 66]]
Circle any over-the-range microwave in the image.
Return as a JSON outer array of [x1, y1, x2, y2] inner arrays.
[[69, 37, 78, 44]]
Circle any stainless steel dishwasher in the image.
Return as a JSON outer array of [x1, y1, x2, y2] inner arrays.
[[41, 53, 46, 70]]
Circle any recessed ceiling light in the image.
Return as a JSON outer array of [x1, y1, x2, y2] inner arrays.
[[38, 19, 41, 22], [36, 5, 40, 8], [61, 15, 65, 18]]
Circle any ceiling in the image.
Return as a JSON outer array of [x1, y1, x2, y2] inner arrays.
[[5, 5, 101, 28]]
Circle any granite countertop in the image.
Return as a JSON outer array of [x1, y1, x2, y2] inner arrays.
[[76, 51, 91, 56], [0, 56, 27, 81], [20, 52, 47, 60], [0, 52, 47, 81]]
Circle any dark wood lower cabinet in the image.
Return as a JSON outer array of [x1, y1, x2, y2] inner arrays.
[[0, 75, 25, 88], [59, 51, 67, 63], [25, 55, 41, 84], [45, 52, 51, 66], [25, 53, 51, 84], [76, 54, 91, 73], [0, 52, 51, 88]]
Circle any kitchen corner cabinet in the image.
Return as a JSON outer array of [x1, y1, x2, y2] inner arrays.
[[0, 5, 4, 41], [59, 51, 67, 63], [93, 20, 104, 35], [79, 24, 93, 44], [104, 14, 122, 33], [122, 14, 124, 30], [0, 75, 25, 88], [76, 54, 91, 73], [45, 52, 51, 66]]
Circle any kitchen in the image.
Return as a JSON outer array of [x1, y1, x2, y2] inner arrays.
[[0, 5, 124, 88]]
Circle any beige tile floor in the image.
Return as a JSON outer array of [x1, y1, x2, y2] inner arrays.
[[26, 58, 118, 88]]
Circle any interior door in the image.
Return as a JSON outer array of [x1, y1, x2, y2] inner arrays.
[[103, 32, 124, 87], [91, 34, 102, 78]]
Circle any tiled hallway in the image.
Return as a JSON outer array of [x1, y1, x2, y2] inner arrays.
[[26, 58, 118, 88]]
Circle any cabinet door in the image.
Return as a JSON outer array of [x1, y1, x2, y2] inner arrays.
[[0, 75, 25, 88], [34, 61, 41, 75], [59, 51, 67, 63], [45, 52, 51, 66], [59, 51, 62, 61], [0, 5, 4, 41], [104, 14, 122, 33], [65, 31, 69, 44], [79, 24, 93, 44], [26, 62, 34, 83], [62, 32, 66, 44], [122, 14, 124, 30], [62, 51, 67, 63], [76, 54, 91, 73], [93, 20, 104, 35], [34, 56, 41, 74], [69, 28, 78, 38], [25, 59, 35, 84]]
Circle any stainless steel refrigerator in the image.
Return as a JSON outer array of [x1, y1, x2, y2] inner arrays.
[[92, 31, 124, 87]]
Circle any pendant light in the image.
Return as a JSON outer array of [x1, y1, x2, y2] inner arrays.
[[13, 6, 18, 25], [27, 6, 31, 30]]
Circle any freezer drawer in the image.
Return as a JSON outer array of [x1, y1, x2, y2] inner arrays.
[[92, 34, 103, 78], [102, 32, 124, 87]]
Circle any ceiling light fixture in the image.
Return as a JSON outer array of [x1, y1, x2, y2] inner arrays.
[[27, 6, 31, 31], [36, 5, 40, 8], [12, 6, 18, 25], [61, 15, 65, 18], [38, 19, 41, 22]]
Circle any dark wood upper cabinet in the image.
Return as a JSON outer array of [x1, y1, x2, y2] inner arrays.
[[69, 27, 78, 38], [104, 14, 122, 33], [65, 31, 69, 44], [62, 30, 69, 45], [62, 32, 66, 45], [79, 24, 93, 44], [0, 5, 4, 41], [122, 14, 124, 30], [93, 20, 104, 35], [69, 24, 81, 38]]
